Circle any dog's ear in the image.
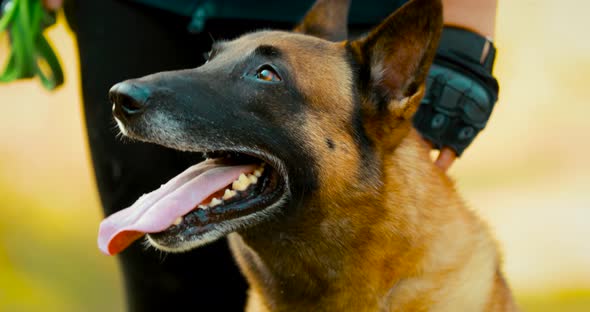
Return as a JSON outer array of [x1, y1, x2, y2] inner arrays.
[[294, 0, 351, 41], [350, 0, 443, 119]]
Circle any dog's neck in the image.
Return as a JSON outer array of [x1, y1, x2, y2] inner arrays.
[[229, 130, 499, 311]]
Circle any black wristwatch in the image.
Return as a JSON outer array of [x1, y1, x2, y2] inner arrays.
[[413, 26, 499, 156]]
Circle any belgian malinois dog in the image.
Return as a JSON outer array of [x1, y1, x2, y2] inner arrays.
[[99, 0, 517, 310]]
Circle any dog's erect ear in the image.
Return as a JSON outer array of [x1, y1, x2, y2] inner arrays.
[[351, 0, 443, 113], [294, 0, 351, 41]]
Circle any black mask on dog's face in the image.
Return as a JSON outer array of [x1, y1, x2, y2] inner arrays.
[[101, 0, 443, 255]]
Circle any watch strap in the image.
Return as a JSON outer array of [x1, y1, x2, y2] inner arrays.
[[438, 26, 496, 72]]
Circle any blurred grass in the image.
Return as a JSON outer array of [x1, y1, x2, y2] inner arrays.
[[0, 178, 123, 311], [0, 10, 124, 311], [518, 290, 590, 312], [1, 1, 589, 311]]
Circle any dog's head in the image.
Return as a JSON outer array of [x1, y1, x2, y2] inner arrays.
[[99, 0, 442, 255]]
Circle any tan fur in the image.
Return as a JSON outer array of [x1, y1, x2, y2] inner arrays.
[[230, 128, 517, 311], [222, 0, 517, 310]]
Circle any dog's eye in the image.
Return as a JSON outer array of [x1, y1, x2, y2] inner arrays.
[[255, 65, 281, 82]]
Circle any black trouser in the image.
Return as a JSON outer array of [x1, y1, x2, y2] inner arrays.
[[64, 1, 299, 310]]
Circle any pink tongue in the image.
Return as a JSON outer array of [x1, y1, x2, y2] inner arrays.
[[97, 160, 257, 256]]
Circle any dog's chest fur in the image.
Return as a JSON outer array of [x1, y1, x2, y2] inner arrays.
[[229, 132, 516, 312]]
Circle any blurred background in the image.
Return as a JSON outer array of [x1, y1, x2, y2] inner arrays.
[[1, 0, 589, 311]]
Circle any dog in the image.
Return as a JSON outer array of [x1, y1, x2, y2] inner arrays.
[[100, 0, 518, 310]]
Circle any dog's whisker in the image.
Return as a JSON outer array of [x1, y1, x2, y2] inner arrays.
[[207, 32, 216, 45]]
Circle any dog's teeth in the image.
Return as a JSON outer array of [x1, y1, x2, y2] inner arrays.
[[254, 164, 266, 177], [253, 168, 263, 177], [239, 173, 250, 183], [223, 189, 237, 200], [248, 174, 258, 184], [210, 198, 222, 207], [232, 173, 251, 191], [198, 204, 208, 210], [173, 217, 182, 225]]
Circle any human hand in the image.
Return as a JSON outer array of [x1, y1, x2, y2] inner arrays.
[[413, 61, 496, 173], [418, 137, 457, 172], [434, 148, 456, 171], [413, 27, 499, 173]]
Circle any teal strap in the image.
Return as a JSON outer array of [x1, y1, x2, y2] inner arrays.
[[0, 0, 64, 90]]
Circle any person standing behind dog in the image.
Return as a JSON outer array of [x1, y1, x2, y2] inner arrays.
[[41, 0, 499, 311]]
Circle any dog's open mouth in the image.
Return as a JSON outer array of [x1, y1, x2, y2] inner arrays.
[[98, 151, 287, 255]]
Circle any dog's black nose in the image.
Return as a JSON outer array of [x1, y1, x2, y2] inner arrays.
[[109, 82, 151, 119]]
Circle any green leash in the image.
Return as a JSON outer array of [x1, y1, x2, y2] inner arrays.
[[0, 0, 63, 90]]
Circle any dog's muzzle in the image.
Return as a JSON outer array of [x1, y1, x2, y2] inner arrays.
[[110, 81, 151, 121]]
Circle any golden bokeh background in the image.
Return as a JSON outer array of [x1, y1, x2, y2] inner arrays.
[[1, 1, 589, 311]]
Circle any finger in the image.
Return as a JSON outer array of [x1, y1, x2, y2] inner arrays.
[[435, 148, 457, 171]]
